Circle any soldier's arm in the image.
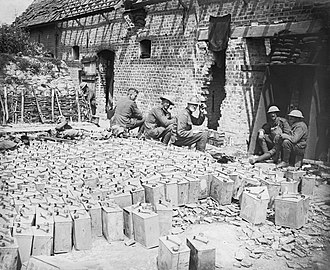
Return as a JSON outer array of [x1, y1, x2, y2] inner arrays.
[[177, 113, 193, 138]]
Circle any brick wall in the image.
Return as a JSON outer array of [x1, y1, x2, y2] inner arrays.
[[218, 38, 267, 146], [28, 0, 330, 147]]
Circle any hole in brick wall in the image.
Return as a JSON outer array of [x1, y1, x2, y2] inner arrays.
[[72, 46, 80, 60], [203, 51, 226, 131], [139, 39, 151, 59]]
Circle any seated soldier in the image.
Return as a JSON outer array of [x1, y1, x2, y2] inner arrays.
[[111, 88, 145, 135], [143, 95, 176, 145], [172, 96, 208, 152], [250, 105, 291, 165], [277, 109, 308, 168], [54, 116, 81, 139]]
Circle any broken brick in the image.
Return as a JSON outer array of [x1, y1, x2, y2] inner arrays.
[[240, 259, 253, 268], [235, 249, 246, 261], [282, 244, 292, 252]]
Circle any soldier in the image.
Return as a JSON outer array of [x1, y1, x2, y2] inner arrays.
[[277, 109, 308, 168], [54, 116, 81, 139], [111, 88, 145, 134], [143, 96, 176, 144], [172, 96, 208, 152], [250, 105, 291, 165]]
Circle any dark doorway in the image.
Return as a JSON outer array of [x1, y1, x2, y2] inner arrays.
[[250, 64, 330, 159], [269, 65, 314, 118], [205, 51, 226, 130], [97, 50, 115, 111]]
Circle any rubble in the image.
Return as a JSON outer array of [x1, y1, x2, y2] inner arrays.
[[0, 135, 329, 269]]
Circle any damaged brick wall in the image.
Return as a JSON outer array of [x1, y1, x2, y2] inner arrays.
[[24, 0, 330, 146], [195, 0, 329, 146]]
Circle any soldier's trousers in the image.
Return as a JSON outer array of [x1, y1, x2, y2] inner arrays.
[[174, 131, 208, 152]]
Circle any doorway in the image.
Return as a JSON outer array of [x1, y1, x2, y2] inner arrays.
[[97, 50, 115, 112]]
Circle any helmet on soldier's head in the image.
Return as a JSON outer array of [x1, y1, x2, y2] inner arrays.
[[267, 106, 280, 113], [187, 96, 200, 106], [80, 82, 88, 89], [160, 95, 174, 106], [288, 109, 304, 118]]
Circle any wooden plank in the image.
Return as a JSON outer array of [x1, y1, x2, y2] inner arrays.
[[27, 7, 116, 28], [21, 88, 24, 123], [4, 86, 8, 123], [32, 87, 45, 123], [54, 89, 63, 116], [231, 20, 323, 38], [51, 88, 55, 122], [132, 0, 172, 9], [241, 65, 266, 72], [0, 91, 6, 125]]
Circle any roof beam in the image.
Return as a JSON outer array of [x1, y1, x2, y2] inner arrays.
[[231, 20, 324, 38], [26, 6, 115, 28], [75, 19, 84, 27], [197, 20, 324, 40], [101, 13, 110, 23], [131, 0, 172, 9]]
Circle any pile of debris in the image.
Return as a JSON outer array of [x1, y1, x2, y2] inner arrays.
[[0, 136, 329, 269]]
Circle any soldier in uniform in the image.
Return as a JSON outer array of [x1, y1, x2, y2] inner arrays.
[[250, 105, 291, 165], [277, 109, 308, 168], [111, 88, 145, 135], [143, 96, 176, 144], [172, 96, 208, 152]]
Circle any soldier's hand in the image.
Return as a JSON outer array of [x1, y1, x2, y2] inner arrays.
[[199, 104, 207, 114]]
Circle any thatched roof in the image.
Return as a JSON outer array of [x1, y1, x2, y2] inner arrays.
[[15, 0, 121, 27]]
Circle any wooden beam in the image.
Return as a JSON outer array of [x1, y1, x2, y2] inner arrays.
[[231, 20, 323, 38], [101, 13, 110, 23], [131, 0, 172, 9], [241, 65, 266, 72], [27, 7, 115, 29], [198, 20, 323, 40], [75, 19, 84, 27]]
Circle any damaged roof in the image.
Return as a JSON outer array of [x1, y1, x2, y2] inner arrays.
[[15, 0, 120, 27]]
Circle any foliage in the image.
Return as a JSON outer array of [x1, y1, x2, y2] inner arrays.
[[0, 53, 15, 72], [0, 24, 44, 56]]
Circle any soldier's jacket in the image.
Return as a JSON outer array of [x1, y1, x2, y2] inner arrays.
[[175, 108, 205, 139], [112, 97, 143, 128], [286, 121, 308, 149], [261, 117, 291, 138], [144, 106, 175, 131]]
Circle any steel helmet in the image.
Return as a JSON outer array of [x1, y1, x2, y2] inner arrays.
[[80, 82, 88, 89], [160, 95, 174, 106], [288, 109, 304, 118], [267, 106, 280, 113], [187, 96, 200, 106]]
